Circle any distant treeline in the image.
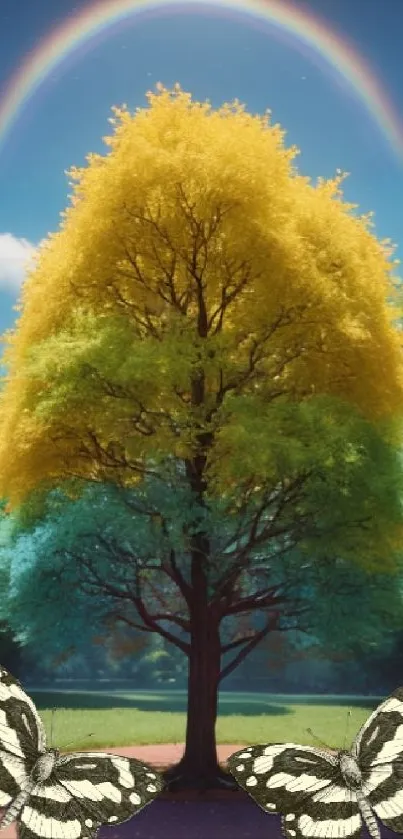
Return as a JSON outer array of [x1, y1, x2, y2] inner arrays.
[[3, 621, 401, 696]]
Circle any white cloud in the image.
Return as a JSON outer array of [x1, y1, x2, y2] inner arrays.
[[0, 233, 37, 292]]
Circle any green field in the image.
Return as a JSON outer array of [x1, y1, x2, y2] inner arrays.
[[30, 688, 382, 751]]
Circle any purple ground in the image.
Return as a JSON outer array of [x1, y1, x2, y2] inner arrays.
[[100, 800, 397, 839]]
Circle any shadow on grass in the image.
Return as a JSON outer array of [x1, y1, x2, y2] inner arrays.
[[30, 690, 290, 716], [28, 689, 380, 716]]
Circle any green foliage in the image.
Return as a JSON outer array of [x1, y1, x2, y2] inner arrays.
[[211, 394, 403, 571]]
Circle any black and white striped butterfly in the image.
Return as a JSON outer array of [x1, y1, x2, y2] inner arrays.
[[0, 666, 163, 839], [228, 686, 403, 839]]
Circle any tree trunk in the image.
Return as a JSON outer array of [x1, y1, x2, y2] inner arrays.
[[163, 605, 236, 791], [163, 352, 238, 791], [184, 610, 221, 772]]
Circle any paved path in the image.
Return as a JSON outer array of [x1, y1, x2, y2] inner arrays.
[[90, 742, 244, 767]]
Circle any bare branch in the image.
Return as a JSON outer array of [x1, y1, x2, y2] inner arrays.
[[219, 611, 282, 681], [132, 588, 190, 654], [211, 473, 313, 604], [224, 590, 286, 617]]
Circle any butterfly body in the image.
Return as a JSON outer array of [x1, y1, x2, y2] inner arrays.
[[339, 750, 363, 789], [31, 749, 59, 782], [0, 667, 163, 838], [0, 748, 60, 829], [228, 688, 403, 839]]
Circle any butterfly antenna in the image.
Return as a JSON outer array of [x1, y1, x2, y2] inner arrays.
[[306, 728, 330, 749], [62, 733, 95, 751], [343, 709, 352, 750], [50, 708, 55, 748]]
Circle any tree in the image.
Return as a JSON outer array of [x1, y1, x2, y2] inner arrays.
[[0, 84, 403, 788]]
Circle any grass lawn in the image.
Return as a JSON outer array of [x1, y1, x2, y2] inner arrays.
[[30, 688, 382, 751]]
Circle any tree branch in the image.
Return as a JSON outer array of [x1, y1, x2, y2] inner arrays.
[[132, 590, 190, 654], [224, 589, 286, 617], [219, 611, 282, 681]]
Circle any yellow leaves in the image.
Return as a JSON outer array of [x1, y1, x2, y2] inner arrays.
[[0, 83, 402, 507]]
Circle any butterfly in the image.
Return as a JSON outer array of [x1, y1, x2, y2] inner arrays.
[[227, 686, 403, 839], [0, 665, 164, 839]]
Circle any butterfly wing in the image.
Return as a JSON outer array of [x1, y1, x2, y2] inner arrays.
[[227, 744, 363, 839], [0, 667, 45, 759], [280, 788, 362, 839], [17, 752, 163, 839], [0, 667, 43, 810], [353, 686, 403, 834]]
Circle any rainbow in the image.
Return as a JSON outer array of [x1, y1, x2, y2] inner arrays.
[[0, 0, 402, 162]]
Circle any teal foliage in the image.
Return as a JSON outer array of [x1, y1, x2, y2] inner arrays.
[[0, 467, 402, 672]]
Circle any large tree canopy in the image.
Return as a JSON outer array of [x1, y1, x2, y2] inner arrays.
[[0, 86, 402, 501], [0, 85, 403, 788], [2, 481, 402, 668]]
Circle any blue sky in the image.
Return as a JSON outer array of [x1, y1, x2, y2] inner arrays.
[[0, 0, 402, 343]]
